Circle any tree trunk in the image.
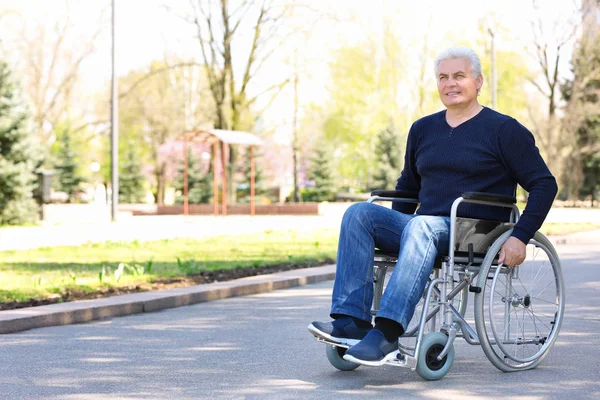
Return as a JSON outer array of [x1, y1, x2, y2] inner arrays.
[[154, 162, 166, 206]]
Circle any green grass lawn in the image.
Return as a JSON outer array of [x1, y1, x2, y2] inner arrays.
[[538, 222, 600, 236], [1, 221, 598, 306], [0, 229, 339, 304]]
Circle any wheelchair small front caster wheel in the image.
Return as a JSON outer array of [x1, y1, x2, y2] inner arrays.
[[416, 332, 454, 380], [325, 344, 360, 371]]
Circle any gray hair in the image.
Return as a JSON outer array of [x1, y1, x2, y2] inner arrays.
[[434, 46, 482, 78]]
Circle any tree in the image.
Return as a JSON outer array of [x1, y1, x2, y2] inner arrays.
[[179, 0, 297, 203], [526, 0, 579, 195], [561, 15, 600, 201], [119, 140, 146, 204], [116, 59, 215, 205], [302, 142, 335, 202], [174, 147, 213, 204], [53, 126, 84, 203], [370, 121, 403, 191], [321, 23, 408, 191], [0, 60, 42, 224], [473, 22, 531, 119], [5, 2, 105, 153], [582, 154, 600, 205]]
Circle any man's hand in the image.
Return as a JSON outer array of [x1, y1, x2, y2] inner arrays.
[[498, 236, 526, 267]]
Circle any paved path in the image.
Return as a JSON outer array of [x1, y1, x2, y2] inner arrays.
[[1, 241, 598, 399]]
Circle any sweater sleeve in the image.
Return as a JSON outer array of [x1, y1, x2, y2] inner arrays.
[[497, 119, 558, 244], [393, 122, 421, 214]]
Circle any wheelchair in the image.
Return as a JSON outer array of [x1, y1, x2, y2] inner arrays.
[[314, 190, 565, 380]]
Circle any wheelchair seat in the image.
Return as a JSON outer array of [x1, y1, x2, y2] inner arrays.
[[374, 217, 512, 267]]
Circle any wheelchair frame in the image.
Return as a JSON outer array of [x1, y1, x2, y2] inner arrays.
[[317, 191, 565, 380]]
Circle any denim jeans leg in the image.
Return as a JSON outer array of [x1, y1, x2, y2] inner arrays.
[[376, 216, 450, 329], [330, 202, 416, 322]]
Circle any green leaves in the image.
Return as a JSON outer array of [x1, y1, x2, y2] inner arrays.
[[319, 35, 408, 191], [0, 61, 41, 225]]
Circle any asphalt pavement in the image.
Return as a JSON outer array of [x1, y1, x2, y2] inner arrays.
[[1, 241, 599, 399]]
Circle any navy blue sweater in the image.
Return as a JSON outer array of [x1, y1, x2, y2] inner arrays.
[[393, 107, 558, 244]]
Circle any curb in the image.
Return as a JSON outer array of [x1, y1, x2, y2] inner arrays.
[[1, 230, 596, 335], [0, 264, 336, 334]]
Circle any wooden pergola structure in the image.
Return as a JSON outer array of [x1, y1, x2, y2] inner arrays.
[[180, 129, 263, 216]]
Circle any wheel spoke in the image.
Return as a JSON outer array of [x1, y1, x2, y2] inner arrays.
[[521, 260, 547, 295], [530, 296, 559, 306], [528, 276, 557, 300], [524, 307, 552, 331], [477, 234, 563, 368]]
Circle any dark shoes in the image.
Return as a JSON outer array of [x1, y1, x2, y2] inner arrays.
[[342, 329, 399, 366], [308, 316, 372, 346]]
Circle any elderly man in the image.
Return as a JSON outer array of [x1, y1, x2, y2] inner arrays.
[[308, 46, 557, 366]]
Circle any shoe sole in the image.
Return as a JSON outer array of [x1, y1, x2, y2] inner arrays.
[[307, 323, 361, 346], [343, 350, 400, 367]]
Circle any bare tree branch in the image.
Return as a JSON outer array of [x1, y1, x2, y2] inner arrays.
[[40, 26, 102, 126], [41, 15, 70, 110], [526, 76, 549, 97], [118, 62, 203, 100], [247, 78, 290, 107], [239, 2, 267, 96]]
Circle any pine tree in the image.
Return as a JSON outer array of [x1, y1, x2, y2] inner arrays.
[[119, 140, 146, 203], [0, 61, 42, 224], [303, 143, 335, 202], [53, 127, 84, 203], [371, 121, 403, 190], [174, 147, 212, 204], [562, 32, 600, 201], [583, 154, 600, 205]]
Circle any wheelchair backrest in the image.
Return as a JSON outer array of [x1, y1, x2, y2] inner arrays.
[[454, 218, 513, 254]]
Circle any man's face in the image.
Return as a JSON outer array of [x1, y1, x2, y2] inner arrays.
[[436, 58, 483, 109]]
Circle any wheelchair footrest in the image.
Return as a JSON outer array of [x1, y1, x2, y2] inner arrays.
[[386, 353, 417, 369], [314, 336, 351, 349]]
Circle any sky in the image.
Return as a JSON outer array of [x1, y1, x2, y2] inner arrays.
[[0, 0, 584, 144]]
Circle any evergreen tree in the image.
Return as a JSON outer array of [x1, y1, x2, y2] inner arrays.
[[303, 143, 335, 202], [174, 147, 212, 204], [119, 140, 146, 203], [53, 127, 84, 202], [582, 154, 600, 205], [561, 31, 600, 201], [370, 121, 403, 190], [0, 61, 42, 224]]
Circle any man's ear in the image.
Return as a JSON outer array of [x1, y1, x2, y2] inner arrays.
[[476, 74, 484, 91]]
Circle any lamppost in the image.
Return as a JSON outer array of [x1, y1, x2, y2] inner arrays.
[[488, 28, 497, 110], [110, 0, 119, 221]]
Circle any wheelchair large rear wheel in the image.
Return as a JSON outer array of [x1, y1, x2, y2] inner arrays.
[[474, 231, 565, 372]]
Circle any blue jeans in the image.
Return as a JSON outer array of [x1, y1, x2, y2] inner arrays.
[[330, 202, 450, 329]]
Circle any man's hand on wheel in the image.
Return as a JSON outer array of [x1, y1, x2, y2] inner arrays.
[[498, 236, 526, 267]]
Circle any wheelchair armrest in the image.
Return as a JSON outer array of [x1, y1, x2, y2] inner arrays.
[[370, 190, 419, 199], [461, 192, 516, 205]]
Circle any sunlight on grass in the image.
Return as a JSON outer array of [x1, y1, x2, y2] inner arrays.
[[539, 222, 600, 236], [1, 221, 597, 305], [0, 229, 339, 303]]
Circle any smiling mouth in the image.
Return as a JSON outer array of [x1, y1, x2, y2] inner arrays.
[[446, 92, 461, 96]]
